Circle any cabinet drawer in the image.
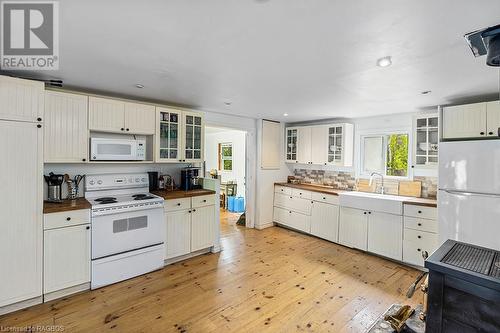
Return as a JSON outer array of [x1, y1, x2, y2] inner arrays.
[[404, 204, 437, 220], [403, 230, 439, 267], [311, 192, 339, 205], [275, 185, 292, 195], [290, 196, 312, 215], [44, 209, 90, 230], [164, 198, 191, 212], [192, 195, 215, 208], [404, 216, 438, 233], [274, 192, 292, 210], [292, 188, 312, 200]]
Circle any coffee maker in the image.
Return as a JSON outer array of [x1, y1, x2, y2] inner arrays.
[[181, 167, 202, 191], [44, 172, 64, 202]]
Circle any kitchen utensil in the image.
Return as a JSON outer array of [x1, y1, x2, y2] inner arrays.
[[398, 181, 422, 197]]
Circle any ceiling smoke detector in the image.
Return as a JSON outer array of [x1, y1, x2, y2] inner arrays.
[[464, 24, 500, 66]]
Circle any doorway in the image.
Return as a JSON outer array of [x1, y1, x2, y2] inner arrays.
[[204, 126, 247, 236]]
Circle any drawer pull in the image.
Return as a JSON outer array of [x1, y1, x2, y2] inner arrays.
[[188, 210, 192, 213], [203, 199, 207, 202], [417, 248, 421, 252], [193, 209, 196, 212], [290, 196, 292, 199], [417, 235, 422, 239], [281, 189, 284, 192], [363, 212, 367, 215], [177, 203, 181, 206], [417, 223, 422, 226], [299, 192, 302, 195], [86, 226, 90, 230], [323, 197, 326, 200], [368, 211, 371, 214], [66, 217, 71, 221], [418, 210, 422, 214]]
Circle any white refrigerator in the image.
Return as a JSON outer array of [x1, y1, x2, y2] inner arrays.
[[439, 140, 500, 251]]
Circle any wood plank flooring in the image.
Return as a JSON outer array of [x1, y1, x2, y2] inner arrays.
[[0, 211, 423, 332]]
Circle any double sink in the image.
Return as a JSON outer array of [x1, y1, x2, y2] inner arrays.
[[339, 191, 411, 215]]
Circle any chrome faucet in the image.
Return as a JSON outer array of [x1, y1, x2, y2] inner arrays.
[[369, 172, 385, 194]]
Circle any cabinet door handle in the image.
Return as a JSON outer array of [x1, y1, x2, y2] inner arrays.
[[480, 132, 485, 135], [363, 212, 367, 215], [203, 199, 207, 202], [489, 132, 494, 135], [417, 248, 421, 252], [121, 128, 125, 131], [126, 128, 130, 131], [418, 210, 422, 214], [323, 197, 326, 200], [82, 158, 86, 162], [368, 211, 371, 214], [289, 196, 292, 199], [417, 223, 422, 226], [188, 210, 192, 213], [177, 203, 181, 206], [37, 124, 42, 128], [417, 235, 422, 239], [66, 217, 71, 221], [311, 201, 314, 204], [37, 117, 42, 122], [86, 226, 90, 230], [192, 209, 196, 212]]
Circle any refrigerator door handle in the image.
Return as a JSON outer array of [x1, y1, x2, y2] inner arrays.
[[441, 189, 500, 197]]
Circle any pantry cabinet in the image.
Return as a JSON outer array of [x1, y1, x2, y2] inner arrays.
[[44, 91, 89, 163], [0, 76, 44, 123], [442, 101, 500, 139], [89, 96, 155, 134], [285, 123, 354, 166]]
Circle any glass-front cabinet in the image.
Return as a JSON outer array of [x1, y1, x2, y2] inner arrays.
[[155, 107, 204, 163], [328, 125, 343, 165], [157, 107, 181, 162], [414, 114, 438, 167], [285, 128, 298, 162], [182, 111, 204, 163]]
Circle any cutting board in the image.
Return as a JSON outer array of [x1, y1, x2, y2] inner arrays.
[[399, 181, 422, 197], [356, 179, 376, 193]]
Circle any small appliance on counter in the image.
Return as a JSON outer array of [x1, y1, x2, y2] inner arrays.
[[148, 171, 159, 191], [44, 172, 64, 202], [181, 167, 202, 191]]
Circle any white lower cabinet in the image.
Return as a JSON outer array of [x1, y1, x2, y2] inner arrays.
[[339, 207, 368, 251], [165, 209, 191, 259], [191, 205, 216, 251], [310, 201, 339, 242], [164, 195, 216, 260], [44, 223, 91, 294], [402, 204, 438, 266], [367, 212, 403, 261]]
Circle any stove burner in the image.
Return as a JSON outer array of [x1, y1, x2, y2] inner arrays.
[[95, 197, 117, 202], [132, 194, 148, 198], [96, 199, 118, 204], [134, 196, 155, 200]]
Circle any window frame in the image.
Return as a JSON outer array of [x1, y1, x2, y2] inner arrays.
[[218, 142, 233, 172], [359, 131, 411, 180]]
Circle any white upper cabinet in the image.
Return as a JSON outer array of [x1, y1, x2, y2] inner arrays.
[[286, 123, 354, 167], [413, 114, 438, 167], [442, 103, 487, 139], [89, 97, 155, 134], [297, 126, 312, 164], [124, 102, 155, 134], [182, 111, 204, 163], [0, 76, 44, 123], [486, 101, 500, 137], [311, 125, 328, 165], [156, 107, 182, 162], [89, 97, 125, 132], [44, 91, 89, 163]]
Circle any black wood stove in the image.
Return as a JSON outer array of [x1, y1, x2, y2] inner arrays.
[[425, 240, 500, 333]]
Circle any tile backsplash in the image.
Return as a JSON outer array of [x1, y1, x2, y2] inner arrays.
[[292, 168, 437, 198]]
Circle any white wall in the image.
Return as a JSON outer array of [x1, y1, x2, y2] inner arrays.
[[255, 120, 293, 229], [205, 129, 246, 200]]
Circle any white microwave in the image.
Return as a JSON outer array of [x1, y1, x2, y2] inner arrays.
[[90, 138, 146, 161]]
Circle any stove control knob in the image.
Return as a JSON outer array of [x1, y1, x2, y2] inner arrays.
[[129, 178, 133, 183], [89, 180, 95, 185], [97, 180, 103, 185], [135, 178, 140, 182], [141, 178, 146, 182]]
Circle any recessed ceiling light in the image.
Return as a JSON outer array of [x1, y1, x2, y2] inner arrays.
[[224, 101, 232, 106], [376, 56, 392, 67], [283, 113, 289, 117], [135, 84, 144, 89], [421, 90, 432, 95]]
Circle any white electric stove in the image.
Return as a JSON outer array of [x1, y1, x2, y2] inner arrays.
[[85, 173, 165, 289]]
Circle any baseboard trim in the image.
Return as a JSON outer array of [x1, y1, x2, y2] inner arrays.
[[44, 282, 90, 302], [255, 222, 275, 230], [0, 296, 43, 316], [164, 248, 212, 265]]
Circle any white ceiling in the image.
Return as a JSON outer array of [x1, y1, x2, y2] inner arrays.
[[4, 0, 500, 122]]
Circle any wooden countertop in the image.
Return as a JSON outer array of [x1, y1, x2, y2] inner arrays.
[[152, 189, 216, 200], [43, 198, 92, 214], [274, 182, 346, 196], [402, 197, 437, 208], [275, 182, 437, 207]]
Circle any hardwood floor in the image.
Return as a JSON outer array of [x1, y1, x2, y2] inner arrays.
[[0, 212, 423, 332]]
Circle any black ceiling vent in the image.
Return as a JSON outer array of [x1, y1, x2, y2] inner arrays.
[[464, 24, 500, 67]]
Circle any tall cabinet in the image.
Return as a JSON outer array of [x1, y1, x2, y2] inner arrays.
[[0, 76, 44, 310]]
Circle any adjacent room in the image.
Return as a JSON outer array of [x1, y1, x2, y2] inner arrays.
[[1, 1, 500, 332]]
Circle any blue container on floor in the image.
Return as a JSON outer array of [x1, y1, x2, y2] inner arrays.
[[227, 196, 235, 212], [235, 196, 245, 212]]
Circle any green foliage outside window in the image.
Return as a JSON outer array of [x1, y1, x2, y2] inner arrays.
[[386, 134, 408, 176]]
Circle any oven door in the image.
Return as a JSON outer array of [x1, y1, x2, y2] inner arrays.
[[90, 138, 138, 161], [92, 207, 164, 259]]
